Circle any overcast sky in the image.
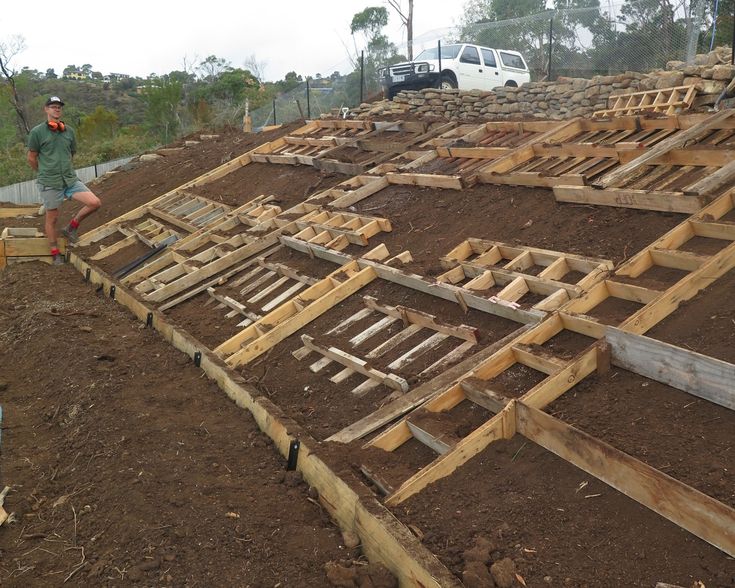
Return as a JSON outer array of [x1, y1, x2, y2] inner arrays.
[[4, 1, 465, 81]]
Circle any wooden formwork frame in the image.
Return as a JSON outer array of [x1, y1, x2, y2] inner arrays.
[[62, 113, 735, 568], [0, 228, 67, 269], [66, 253, 461, 587], [476, 111, 735, 213], [437, 238, 613, 311]]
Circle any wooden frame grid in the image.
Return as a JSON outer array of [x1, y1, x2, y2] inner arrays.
[[477, 111, 735, 213], [292, 295, 479, 397], [593, 85, 698, 117], [62, 113, 735, 568], [376, 120, 577, 189], [437, 238, 613, 311]]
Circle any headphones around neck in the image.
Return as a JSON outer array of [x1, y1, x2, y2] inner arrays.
[[47, 120, 66, 132]]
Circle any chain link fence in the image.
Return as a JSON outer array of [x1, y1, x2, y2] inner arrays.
[[250, 78, 356, 128], [249, 0, 733, 128]]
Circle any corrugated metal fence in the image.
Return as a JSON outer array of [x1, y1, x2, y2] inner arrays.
[[0, 156, 133, 204]]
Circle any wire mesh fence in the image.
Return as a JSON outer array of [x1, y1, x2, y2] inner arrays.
[[249, 0, 734, 129], [250, 78, 359, 128]]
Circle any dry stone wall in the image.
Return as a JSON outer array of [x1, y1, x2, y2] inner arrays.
[[350, 46, 735, 121]]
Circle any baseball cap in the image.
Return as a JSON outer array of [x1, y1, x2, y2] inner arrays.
[[45, 96, 65, 106]]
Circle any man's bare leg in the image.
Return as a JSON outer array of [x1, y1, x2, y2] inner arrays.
[[45, 208, 64, 264], [64, 191, 101, 243], [70, 191, 101, 225]]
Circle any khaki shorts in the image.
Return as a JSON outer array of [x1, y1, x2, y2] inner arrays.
[[39, 181, 90, 211]]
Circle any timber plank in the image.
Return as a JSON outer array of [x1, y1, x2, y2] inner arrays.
[[516, 402, 735, 557], [553, 185, 704, 214], [606, 327, 735, 410]]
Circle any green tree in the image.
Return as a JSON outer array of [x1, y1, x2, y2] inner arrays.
[[349, 6, 403, 97], [143, 78, 182, 143], [0, 35, 31, 136], [79, 105, 118, 142], [198, 55, 231, 81]]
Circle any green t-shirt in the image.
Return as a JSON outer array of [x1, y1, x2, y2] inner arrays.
[[27, 122, 79, 189]]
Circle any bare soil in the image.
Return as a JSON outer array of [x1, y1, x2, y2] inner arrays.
[[0, 262, 348, 586]]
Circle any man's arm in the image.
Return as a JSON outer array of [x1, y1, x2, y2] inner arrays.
[[27, 150, 39, 171]]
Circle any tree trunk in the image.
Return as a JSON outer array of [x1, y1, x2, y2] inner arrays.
[[0, 59, 30, 136]]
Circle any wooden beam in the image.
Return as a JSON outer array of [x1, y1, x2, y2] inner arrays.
[[3, 236, 67, 257], [384, 401, 517, 506], [363, 296, 479, 343], [516, 402, 735, 557], [684, 160, 735, 195], [553, 185, 704, 214], [460, 377, 512, 413], [0, 206, 39, 218], [605, 327, 735, 410], [385, 172, 463, 190], [435, 146, 509, 160]]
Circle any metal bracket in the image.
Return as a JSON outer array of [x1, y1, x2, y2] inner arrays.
[[146, 312, 153, 328], [286, 439, 300, 471], [194, 351, 202, 367], [109, 285, 116, 300]]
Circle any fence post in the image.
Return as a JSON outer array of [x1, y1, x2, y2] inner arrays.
[[272, 99, 277, 125], [438, 40, 442, 88], [360, 51, 365, 104], [547, 17, 554, 81], [306, 78, 311, 119]]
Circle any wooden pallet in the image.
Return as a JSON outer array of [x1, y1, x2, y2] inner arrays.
[[377, 120, 575, 189], [249, 120, 451, 175], [307, 175, 389, 208], [205, 256, 319, 328], [593, 85, 697, 117], [293, 296, 478, 397], [478, 112, 735, 206], [438, 238, 613, 311], [214, 257, 385, 367], [116, 198, 389, 305], [249, 119, 375, 167]]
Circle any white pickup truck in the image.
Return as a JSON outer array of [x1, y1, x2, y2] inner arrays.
[[380, 43, 530, 99]]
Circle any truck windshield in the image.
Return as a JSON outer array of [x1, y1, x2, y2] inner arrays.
[[415, 45, 462, 61]]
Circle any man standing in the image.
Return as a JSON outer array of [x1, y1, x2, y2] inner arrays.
[[27, 96, 101, 265]]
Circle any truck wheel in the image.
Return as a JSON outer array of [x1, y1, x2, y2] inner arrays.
[[440, 75, 457, 90], [504, 80, 518, 87]]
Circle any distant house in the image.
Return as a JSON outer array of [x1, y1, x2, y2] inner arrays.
[[66, 72, 88, 80]]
